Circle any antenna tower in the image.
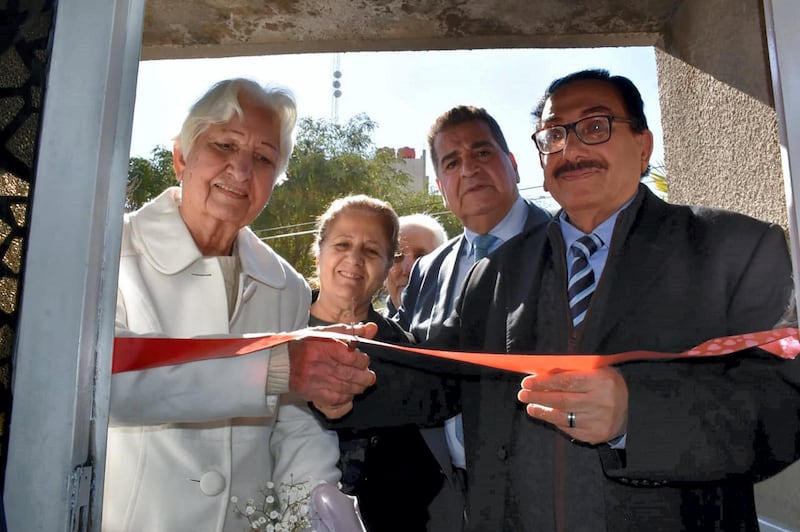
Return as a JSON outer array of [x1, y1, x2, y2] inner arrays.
[[331, 53, 342, 123]]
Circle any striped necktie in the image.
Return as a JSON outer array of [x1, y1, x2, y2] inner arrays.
[[568, 233, 603, 328]]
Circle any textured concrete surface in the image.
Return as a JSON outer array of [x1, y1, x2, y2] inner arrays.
[[140, 0, 677, 59]]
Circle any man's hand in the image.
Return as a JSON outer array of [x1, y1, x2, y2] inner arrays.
[[288, 322, 378, 409], [517, 367, 628, 445]]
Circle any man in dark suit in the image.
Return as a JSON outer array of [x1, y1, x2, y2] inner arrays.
[[451, 69, 798, 530], [319, 70, 800, 530], [396, 106, 550, 531]]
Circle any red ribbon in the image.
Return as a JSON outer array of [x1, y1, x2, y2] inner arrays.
[[113, 327, 800, 375]]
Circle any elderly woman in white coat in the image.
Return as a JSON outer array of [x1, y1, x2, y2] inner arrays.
[[104, 79, 376, 531]]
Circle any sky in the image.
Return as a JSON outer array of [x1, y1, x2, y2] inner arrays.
[[130, 47, 663, 206]]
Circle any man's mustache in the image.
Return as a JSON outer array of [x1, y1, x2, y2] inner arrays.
[[554, 160, 607, 178]]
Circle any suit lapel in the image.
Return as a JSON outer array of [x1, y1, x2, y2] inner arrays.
[[427, 238, 465, 340], [581, 187, 673, 351], [505, 227, 551, 352]]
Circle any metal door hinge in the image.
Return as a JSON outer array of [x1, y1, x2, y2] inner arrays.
[[69, 465, 92, 532]]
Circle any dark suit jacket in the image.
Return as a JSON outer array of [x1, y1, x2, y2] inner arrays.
[[310, 301, 443, 532], [394, 200, 551, 530], [398, 199, 552, 343], [329, 185, 799, 530], [452, 184, 798, 531]]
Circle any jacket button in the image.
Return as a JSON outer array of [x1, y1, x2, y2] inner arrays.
[[200, 471, 226, 496], [496, 446, 508, 461], [369, 435, 380, 447]]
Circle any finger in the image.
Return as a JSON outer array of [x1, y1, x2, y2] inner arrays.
[[521, 371, 592, 392], [525, 404, 580, 432], [332, 365, 376, 391], [517, 389, 579, 413], [319, 375, 374, 405], [355, 321, 378, 339], [333, 348, 371, 371]]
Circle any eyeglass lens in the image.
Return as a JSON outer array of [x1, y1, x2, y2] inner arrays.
[[534, 116, 612, 154]]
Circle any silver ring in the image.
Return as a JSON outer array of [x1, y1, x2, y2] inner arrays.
[[567, 412, 576, 428]]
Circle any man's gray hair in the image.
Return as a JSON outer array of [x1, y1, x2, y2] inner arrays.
[[399, 213, 448, 246]]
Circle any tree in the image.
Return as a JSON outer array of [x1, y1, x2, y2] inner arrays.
[[126, 146, 175, 211], [254, 113, 432, 278]]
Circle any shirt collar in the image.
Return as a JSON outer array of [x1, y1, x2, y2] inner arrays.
[[464, 195, 527, 245], [558, 193, 636, 249]]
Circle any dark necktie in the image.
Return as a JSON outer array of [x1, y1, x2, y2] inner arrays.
[[568, 233, 603, 328], [473, 233, 499, 263]]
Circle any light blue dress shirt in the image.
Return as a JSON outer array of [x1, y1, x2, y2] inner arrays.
[[451, 195, 530, 305], [557, 194, 636, 449]]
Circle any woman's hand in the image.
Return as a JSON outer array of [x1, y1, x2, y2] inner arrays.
[[288, 322, 379, 408]]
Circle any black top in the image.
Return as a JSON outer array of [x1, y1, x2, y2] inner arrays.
[[309, 291, 443, 532]]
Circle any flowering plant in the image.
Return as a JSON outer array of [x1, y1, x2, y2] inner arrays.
[[231, 478, 315, 532]]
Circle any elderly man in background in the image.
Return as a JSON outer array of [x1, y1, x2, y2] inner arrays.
[[383, 213, 448, 318]]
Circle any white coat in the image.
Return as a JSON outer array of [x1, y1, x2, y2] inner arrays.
[[103, 188, 339, 531]]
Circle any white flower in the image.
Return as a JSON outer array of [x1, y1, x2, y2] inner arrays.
[[232, 477, 319, 532]]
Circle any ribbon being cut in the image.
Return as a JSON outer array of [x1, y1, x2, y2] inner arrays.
[[113, 327, 800, 375]]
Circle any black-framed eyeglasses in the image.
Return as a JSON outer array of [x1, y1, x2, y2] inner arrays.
[[531, 115, 637, 155]]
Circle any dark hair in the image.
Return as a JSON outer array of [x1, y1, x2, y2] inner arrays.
[[531, 69, 648, 132], [532, 69, 651, 178], [427, 106, 510, 174]]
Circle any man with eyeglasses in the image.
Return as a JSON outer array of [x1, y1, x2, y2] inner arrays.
[[383, 213, 448, 319], [452, 69, 797, 529], [317, 70, 799, 530]]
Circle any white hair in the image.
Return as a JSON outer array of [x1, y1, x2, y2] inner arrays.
[[399, 213, 448, 246], [175, 78, 297, 186]]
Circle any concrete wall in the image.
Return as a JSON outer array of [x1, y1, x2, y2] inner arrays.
[[656, 50, 787, 228], [657, 0, 786, 228], [656, 1, 797, 525]]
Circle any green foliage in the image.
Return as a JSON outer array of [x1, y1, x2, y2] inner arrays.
[[126, 146, 175, 211], [253, 113, 444, 278], [649, 161, 668, 200]]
